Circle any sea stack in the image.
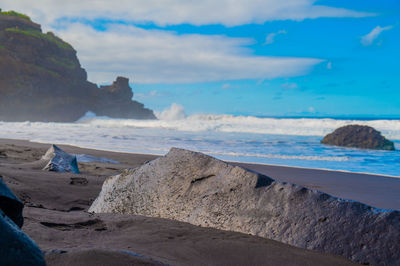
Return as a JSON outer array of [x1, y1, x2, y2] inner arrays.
[[89, 147, 400, 265], [321, 125, 395, 150]]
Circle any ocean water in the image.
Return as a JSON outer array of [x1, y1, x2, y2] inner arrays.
[[1, 112, 399, 177]]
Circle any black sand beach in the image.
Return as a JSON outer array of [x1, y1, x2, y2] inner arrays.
[[1, 138, 398, 265]]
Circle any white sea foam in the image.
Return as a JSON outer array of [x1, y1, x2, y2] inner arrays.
[[75, 112, 400, 140], [0, 113, 399, 177], [209, 151, 349, 162], [155, 103, 186, 120]]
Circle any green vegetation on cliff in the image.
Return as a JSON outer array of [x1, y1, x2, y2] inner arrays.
[[0, 10, 31, 21], [48, 56, 77, 70], [5, 28, 73, 50], [0, 11, 156, 122], [31, 64, 62, 78]]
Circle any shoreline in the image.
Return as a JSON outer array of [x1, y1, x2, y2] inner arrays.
[[2, 137, 399, 179], [232, 160, 400, 179], [1, 138, 399, 211]]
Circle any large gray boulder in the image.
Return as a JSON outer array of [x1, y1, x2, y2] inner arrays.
[[321, 125, 395, 150], [0, 179, 46, 265], [42, 145, 79, 173], [90, 148, 400, 265]]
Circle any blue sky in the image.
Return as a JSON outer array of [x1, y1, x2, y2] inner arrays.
[[2, 0, 400, 117]]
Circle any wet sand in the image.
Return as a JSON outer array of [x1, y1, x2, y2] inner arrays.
[[1, 138, 394, 265]]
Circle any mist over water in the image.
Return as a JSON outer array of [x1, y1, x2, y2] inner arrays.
[[1, 111, 399, 177]]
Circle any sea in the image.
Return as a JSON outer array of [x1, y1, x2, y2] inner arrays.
[[1, 111, 399, 177]]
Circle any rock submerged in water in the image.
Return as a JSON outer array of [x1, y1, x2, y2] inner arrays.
[[89, 148, 400, 265], [0, 179, 46, 265], [321, 125, 395, 150], [42, 145, 80, 174]]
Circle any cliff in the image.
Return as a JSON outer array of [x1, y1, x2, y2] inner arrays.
[[0, 11, 156, 122]]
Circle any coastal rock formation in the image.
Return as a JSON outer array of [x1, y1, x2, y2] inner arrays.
[[0, 179, 46, 265], [90, 148, 400, 265], [321, 125, 395, 150], [94, 77, 154, 119], [0, 11, 155, 122], [42, 145, 79, 173]]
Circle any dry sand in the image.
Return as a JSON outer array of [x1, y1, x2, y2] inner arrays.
[[2, 138, 396, 265]]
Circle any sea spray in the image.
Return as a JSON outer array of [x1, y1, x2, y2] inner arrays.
[[0, 113, 399, 177]]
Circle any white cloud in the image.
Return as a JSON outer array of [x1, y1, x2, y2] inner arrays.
[[55, 23, 322, 84], [361, 25, 393, 46], [222, 83, 231, 89], [1, 0, 373, 28], [265, 30, 287, 45], [135, 90, 163, 99], [0, 1, 370, 85], [281, 82, 298, 90], [221, 83, 240, 89], [326, 62, 332, 70]]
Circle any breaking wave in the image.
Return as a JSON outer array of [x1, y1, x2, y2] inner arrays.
[[77, 111, 400, 140], [1, 110, 399, 177]]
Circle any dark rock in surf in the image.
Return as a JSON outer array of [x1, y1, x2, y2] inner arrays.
[[321, 125, 395, 150]]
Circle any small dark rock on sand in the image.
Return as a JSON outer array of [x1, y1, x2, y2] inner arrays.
[[321, 125, 395, 150], [70, 177, 88, 186]]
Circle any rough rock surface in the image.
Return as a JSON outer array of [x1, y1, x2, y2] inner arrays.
[[42, 145, 80, 173], [321, 125, 395, 150], [90, 148, 400, 265], [0, 12, 155, 122], [0, 179, 45, 265]]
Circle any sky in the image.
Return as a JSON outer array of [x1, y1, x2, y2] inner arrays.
[[1, 0, 399, 117]]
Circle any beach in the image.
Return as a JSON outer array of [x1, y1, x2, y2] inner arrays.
[[0, 138, 379, 265], [1, 138, 399, 265], [1, 3, 399, 265]]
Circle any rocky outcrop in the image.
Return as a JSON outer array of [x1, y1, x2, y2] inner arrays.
[[93, 77, 155, 119], [90, 148, 400, 265], [41, 145, 79, 173], [0, 11, 155, 122], [321, 125, 395, 150], [0, 178, 46, 265]]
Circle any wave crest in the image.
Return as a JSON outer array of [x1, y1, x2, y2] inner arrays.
[[76, 112, 400, 140]]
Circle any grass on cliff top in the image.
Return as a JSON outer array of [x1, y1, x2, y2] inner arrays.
[[5, 27, 73, 50], [0, 10, 31, 21]]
